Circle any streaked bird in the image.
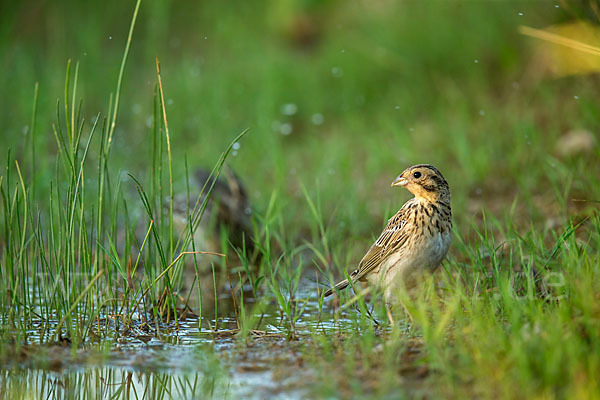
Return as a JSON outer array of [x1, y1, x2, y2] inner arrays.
[[172, 167, 255, 259], [324, 164, 452, 307]]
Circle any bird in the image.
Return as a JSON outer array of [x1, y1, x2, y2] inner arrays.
[[323, 164, 452, 308], [171, 167, 256, 259], [169, 167, 258, 316]]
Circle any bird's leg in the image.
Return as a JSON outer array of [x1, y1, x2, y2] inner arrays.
[[400, 301, 414, 324], [385, 301, 415, 329], [385, 304, 395, 327]]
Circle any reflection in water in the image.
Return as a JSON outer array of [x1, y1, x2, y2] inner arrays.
[[1, 367, 228, 399], [0, 281, 362, 399]]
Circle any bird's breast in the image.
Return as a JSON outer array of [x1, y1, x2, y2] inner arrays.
[[422, 230, 452, 270]]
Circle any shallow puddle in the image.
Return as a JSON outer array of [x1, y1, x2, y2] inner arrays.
[[1, 280, 377, 399], [1, 340, 308, 399]]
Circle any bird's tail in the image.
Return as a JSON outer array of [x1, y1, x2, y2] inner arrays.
[[323, 279, 351, 297]]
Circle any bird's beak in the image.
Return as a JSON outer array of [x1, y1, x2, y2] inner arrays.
[[391, 175, 408, 187]]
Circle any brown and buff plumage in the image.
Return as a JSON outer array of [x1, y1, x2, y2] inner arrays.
[[324, 164, 452, 304]]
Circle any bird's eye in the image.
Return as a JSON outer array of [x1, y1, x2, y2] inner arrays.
[[413, 171, 422, 179]]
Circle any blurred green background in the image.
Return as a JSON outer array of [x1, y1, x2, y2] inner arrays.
[[2, 3, 600, 397], [1, 0, 598, 243]]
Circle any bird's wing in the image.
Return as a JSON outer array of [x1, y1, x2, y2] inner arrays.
[[350, 201, 415, 282]]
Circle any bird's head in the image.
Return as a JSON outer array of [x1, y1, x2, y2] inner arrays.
[[391, 164, 450, 203]]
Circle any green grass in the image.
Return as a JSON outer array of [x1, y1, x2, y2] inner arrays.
[[1, 0, 600, 398]]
